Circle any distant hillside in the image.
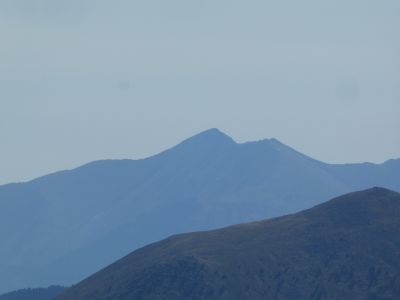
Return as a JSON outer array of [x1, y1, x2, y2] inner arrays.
[[0, 129, 399, 293], [58, 188, 400, 300], [0, 286, 64, 300]]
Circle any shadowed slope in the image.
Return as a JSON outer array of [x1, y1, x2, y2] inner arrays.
[[58, 188, 400, 300]]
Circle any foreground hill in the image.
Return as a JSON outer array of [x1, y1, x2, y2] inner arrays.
[[0, 286, 64, 300], [0, 129, 399, 292], [58, 188, 400, 300]]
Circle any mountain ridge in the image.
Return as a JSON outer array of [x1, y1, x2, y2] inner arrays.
[[3, 129, 395, 187], [0, 129, 306, 186]]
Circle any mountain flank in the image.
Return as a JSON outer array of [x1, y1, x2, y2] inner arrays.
[[57, 188, 400, 300]]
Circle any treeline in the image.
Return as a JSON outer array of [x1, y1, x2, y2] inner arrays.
[[0, 286, 65, 300]]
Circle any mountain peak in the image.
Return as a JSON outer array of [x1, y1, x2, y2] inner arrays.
[[329, 186, 398, 204], [192, 128, 233, 140], [178, 128, 236, 147], [364, 186, 396, 195], [302, 187, 400, 225]]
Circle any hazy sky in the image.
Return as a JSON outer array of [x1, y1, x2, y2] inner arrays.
[[1, 0, 399, 184]]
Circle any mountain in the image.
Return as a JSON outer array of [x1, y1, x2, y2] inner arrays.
[[0, 129, 399, 293], [57, 188, 400, 300], [0, 286, 65, 300]]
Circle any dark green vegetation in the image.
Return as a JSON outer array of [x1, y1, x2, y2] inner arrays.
[[1, 129, 399, 293], [0, 286, 64, 300], [58, 188, 400, 300]]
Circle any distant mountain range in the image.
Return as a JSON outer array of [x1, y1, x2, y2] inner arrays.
[[57, 188, 400, 300], [0, 129, 399, 293]]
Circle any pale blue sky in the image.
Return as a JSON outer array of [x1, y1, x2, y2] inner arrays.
[[1, 0, 399, 184]]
